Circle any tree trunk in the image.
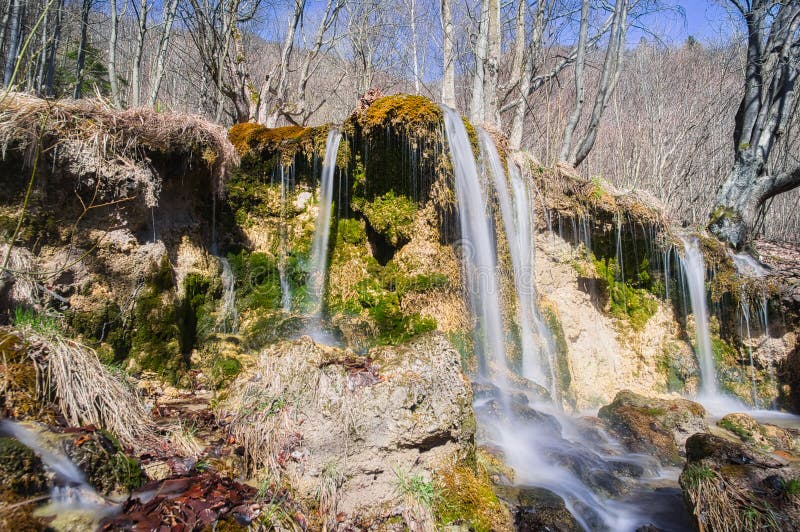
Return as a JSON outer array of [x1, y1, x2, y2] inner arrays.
[[469, 0, 489, 123], [147, 0, 180, 107], [559, 0, 589, 162], [44, 0, 63, 97], [131, 0, 149, 107], [484, 0, 500, 126], [440, 0, 455, 107], [709, 0, 800, 248], [3, 0, 23, 87], [108, 0, 121, 106], [73, 0, 91, 99]]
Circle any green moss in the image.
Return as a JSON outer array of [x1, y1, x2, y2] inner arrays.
[[130, 256, 184, 381], [227, 250, 282, 312], [433, 462, 512, 532], [717, 418, 753, 441], [211, 356, 243, 389], [67, 302, 130, 363], [360, 94, 442, 137], [353, 191, 416, 247], [0, 437, 46, 495], [541, 304, 572, 399], [594, 256, 658, 331], [338, 217, 366, 245]]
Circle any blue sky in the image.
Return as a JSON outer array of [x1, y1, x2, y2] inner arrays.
[[665, 1, 738, 43]]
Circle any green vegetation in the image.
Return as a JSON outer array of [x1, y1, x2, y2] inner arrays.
[[682, 463, 716, 488], [211, 356, 243, 389], [593, 255, 658, 331], [13, 307, 61, 336], [718, 418, 754, 441], [432, 461, 512, 532], [784, 478, 800, 496], [353, 190, 416, 247], [393, 467, 436, 508], [227, 250, 283, 312]]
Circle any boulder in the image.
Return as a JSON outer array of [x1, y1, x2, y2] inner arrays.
[[717, 412, 800, 453], [222, 331, 475, 527], [598, 390, 707, 465], [511, 487, 582, 532]]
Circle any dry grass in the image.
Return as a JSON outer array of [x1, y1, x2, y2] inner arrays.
[[0, 93, 237, 207], [682, 463, 783, 531], [222, 339, 324, 477], [22, 329, 160, 453], [0, 244, 37, 307]]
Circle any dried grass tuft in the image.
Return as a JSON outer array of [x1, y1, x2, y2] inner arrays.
[[0, 244, 38, 307], [24, 329, 160, 453], [0, 93, 237, 207]]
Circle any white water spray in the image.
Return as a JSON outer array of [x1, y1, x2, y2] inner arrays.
[[307, 129, 342, 315], [679, 236, 717, 397], [279, 165, 293, 311], [441, 107, 507, 379], [217, 256, 238, 334]]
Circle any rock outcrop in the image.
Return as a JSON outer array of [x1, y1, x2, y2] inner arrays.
[[222, 332, 476, 527], [599, 390, 707, 465]]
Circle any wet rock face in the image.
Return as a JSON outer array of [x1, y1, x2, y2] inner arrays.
[[514, 487, 582, 532], [223, 331, 474, 522], [598, 390, 707, 465], [680, 432, 800, 530]]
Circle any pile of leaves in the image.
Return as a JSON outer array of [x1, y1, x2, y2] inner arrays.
[[101, 472, 262, 530]]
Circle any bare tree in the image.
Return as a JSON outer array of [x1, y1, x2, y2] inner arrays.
[[709, 0, 800, 249], [3, 0, 23, 87], [440, 0, 455, 107]]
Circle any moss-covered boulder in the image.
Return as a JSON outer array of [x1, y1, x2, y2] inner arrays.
[[433, 460, 514, 531], [680, 433, 800, 530], [60, 429, 144, 495], [598, 390, 707, 465], [717, 412, 800, 454], [0, 437, 47, 496]]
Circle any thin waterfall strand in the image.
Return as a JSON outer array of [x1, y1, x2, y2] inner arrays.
[[307, 129, 342, 315]]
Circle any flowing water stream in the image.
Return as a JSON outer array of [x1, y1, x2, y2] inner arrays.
[[307, 129, 342, 316], [443, 106, 686, 531]]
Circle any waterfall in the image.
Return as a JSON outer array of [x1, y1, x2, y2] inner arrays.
[[445, 109, 666, 531], [279, 165, 293, 311], [739, 295, 760, 407], [478, 129, 557, 396], [441, 107, 507, 379], [679, 236, 717, 397], [217, 256, 238, 334], [1, 420, 108, 512], [307, 129, 342, 315]]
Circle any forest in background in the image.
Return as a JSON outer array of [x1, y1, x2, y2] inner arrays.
[[1, 0, 798, 244]]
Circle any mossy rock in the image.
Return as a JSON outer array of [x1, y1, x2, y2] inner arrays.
[[598, 390, 707, 465], [62, 429, 144, 495], [433, 461, 514, 532], [0, 437, 47, 496], [357, 94, 443, 137], [514, 487, 581, 532]]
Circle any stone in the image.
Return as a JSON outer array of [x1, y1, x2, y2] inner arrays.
[[514, 487, 582, 532], [598, 390, 707, 465]]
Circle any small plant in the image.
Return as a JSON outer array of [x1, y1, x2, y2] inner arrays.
[[682, 463, 716, 488], [784, 478, 800, 496], [394, 466, 436, 508], [13, 307, 61, 335], [718, 418, 754, 442]]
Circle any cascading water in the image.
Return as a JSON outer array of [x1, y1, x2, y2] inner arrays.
[[444, 107, 677, 531], [279, 165, 293, 311], [477, 129, 557, 398], [307, 129, 342, 315], [679, 236, 718, 398], [441, 108, 507, 380], [1, 420, 111, 515], [217, 256, 238, 334]]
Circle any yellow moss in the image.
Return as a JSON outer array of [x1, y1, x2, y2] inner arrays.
[[359, 94, 443, 137], [433, 461, 513, 532]]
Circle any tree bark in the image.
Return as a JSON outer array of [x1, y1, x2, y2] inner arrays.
[[709, 0, 800, 248], [131, 0, 149, 107], [147, 0, 180, 107], [108, 0, 121, 106], [469, 0, 489, 123], [44, 0, 63, 97], [559, 0, 589, 163], [440, 0, 455, 108], [73, 0, 92, 99], [3, 0, 23, 87]]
